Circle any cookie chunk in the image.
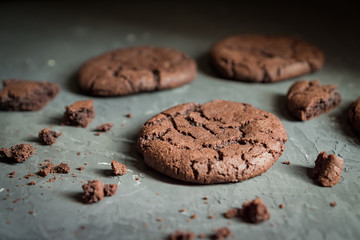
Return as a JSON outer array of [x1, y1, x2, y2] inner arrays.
[[104, 184, 117, 197], [38, 128, 61, 145], [38, 163, 55, 177], [0, 144, 35, 163], [210, 35, 324, 83], [287, 80, 341, 121], [78, 46, 196, 96], [239, 197, 270, 223], [55, 162, 71, 174], [168, 230, 195, 240], [111, 160, 127, 176], [63, 100, 95, 128], [313, 151, 343, 187], [82, 180, 104, 204], [137, 100, 287, 184], [96, 123, 113, 132], [349, 97, 360, 133], [213, 227, 232, 240], [0, 79, 60, 111]]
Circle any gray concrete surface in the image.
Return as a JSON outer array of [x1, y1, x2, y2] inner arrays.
[[0, 1, 359, 240]]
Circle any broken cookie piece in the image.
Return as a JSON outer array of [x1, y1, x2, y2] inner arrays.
[[38, 128, 61, 145], [96, 123, 114, 132], [38, 163, 55, 177], [349, 97, 360, 133], [0, 144, 35, 163], [168, 230, 195, 240], [111, 160, 127, 176], [224, 208, 240, 219], [239, 197, 270, 224], [82, 180, 104, 204], [55, 162, 71, 174], [287, 80, 341, 121], [213, 227, 232, 240], [63, 100, 95, 128], [313, 151, 344, 187], [104, 184, 117, 197], [0, 79, 60, 111]]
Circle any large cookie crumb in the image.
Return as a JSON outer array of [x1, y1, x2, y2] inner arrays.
[[313, 151, 343, 187], [82, 180, 104, 204], [63, 100, 95, 128], [0, 144, 35, 163], [111, 160, 127, 176], [239, 197, 270, 223], [38, 128, 61, 145]]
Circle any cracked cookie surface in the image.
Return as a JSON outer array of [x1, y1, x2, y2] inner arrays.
[[137, 100, 287, 184], [78, 46, 197, 96], [287, 80, 341, 121], [210, 35, 324, 83]]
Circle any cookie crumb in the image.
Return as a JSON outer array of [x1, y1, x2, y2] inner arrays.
[[24, 173, 34, 179], [63, 100, 95, 128], [282, 161, 290, 165], [8, 171, 16, 178], [29, 210, 34, 215], [38, 163, 55, 177], [38, 128, 61, 145], [208, 215, 215, 219], [179, 209, 186, 213], [96, 123, 113, 132], [77, 152, 81, 156], [213, 227, 232, 240], [77, 166, 84, 171], [168, 230, 194, 240], [126, 113, 132, 118], [330, 202, 337, 207], [48, 176, 56, 183], [239, 197, 270, 224], [55, 162, 71, 173], [225, 208, 239, 219], [313, 151, 344, 187], [203, 196, 209, 200], [198, 233, 207, 239], [82, 180, 104, 204], [104, 184, 117, 197], [28, 180, 36, 186], [0, 144, 35, 163], [279, 204, 285, 209], [156, 217, 163, 222], [190, 214, 197, 219], [111, 160, 127, 176]]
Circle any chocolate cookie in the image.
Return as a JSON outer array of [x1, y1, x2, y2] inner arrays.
[[78, 46, 197, 96], [137, 100, 287, 184], [313, 151, 343, 187], [210, 35, 324, 83], [349, 97, 360, 133], [287, 80, 341, 121], [63, 100, 95, 128], [0, 79, 60, 111]]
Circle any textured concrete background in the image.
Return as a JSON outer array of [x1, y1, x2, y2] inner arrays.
[[0, 1, 359, 240]]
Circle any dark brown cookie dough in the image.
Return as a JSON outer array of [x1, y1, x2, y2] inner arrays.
[[287, 80, 341, 121], [63, 100, 95, 128], [0, 144, 35, 163], [239, 197, 270, 223], [82, 180, 104, 204], [0, 79, 60, 111], [313, 151, 343, 187], [38, 128, 61, 145], [349, 97, 360, 133], [137, 100, 287, 184], [78, 46, 197, 96], [210, 35, 324, 83]]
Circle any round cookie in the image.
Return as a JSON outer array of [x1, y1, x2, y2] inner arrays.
[[78, 46, 197, 96], [349, 97, 360, 133], [137, 100, 288, 184], [210, 35, 325, 83]]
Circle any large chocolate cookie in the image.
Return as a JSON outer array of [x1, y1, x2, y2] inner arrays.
[[78, 46, 197, 96], [210, 35, 324, 83], [0, 79, 60, 111], [137, 100, 287, 184], [349, 97, 360, 133], [287, 80, 341, 121]]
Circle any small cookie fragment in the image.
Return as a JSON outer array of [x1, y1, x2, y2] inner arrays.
[[38, 163, 55, 177], [213, 227, 232, 240], [168, 230, 195, 240], [63, 100, 95, 128], [55, 162, 71, 174], [0, 144, 35, 163], [38, 128, 61, 145], [225, 208, 240, 219], [126, 113, 133, 118], [287, 80, 341, 121], [8, 171, 16, 178], [349, 97, 360, 133], [313, 151, 343, 187], [82, 180, 104, 204], [282, 161, 290, 165], [0, 79, 60, 111], [96, 123, 113, 132], [28, 180, 36, 185], [330, 202, 337, 207], [240, 197, 270, 224], [104, 184, 117, 197], [111, 160, 127, 176]]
